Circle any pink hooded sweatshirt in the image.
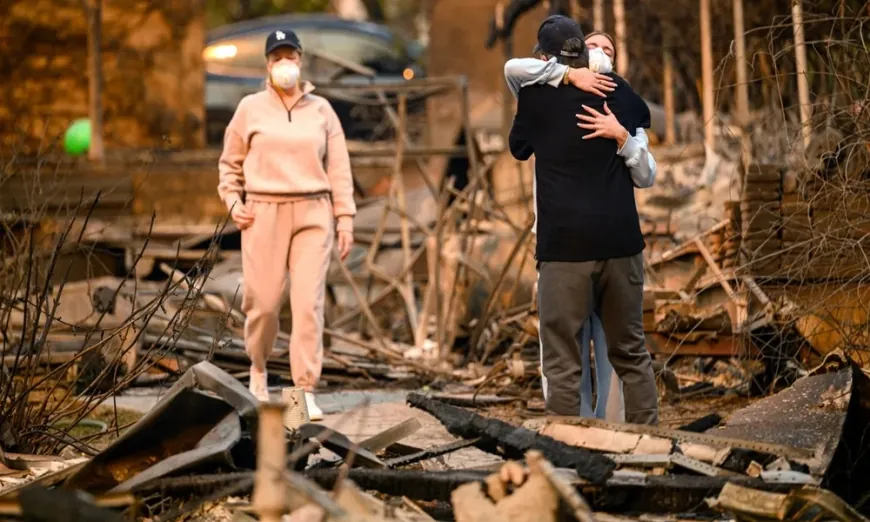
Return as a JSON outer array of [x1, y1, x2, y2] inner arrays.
[[217, 82, 356, 231]]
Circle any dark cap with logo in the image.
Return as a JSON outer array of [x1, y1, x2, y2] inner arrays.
[[536, 15, 585, 57], [265, 29, 303, 56]]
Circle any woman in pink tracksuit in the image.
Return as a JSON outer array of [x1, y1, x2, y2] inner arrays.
[[217, 28, 356, 420]]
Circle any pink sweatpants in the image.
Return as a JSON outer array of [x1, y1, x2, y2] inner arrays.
[[241, 197, 334, 391]]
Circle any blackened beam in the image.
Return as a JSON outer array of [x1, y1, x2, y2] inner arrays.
[[304, 468, 798, 515], [406, 393, 616, 483]]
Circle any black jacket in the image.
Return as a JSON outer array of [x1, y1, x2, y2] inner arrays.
[[509, 73, 650, 262]]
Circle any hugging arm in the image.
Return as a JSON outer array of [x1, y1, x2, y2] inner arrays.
[[620, 97, 656, 188], [505, 60, 656, 187], [504, 58, 617, 99], [618, 128, 657, 189], [577, 96, 657, 189], [504, 57, 567, 99]]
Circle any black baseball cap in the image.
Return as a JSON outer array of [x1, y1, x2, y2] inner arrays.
[[265, 29, 303, 55], [536, 15, 584, 57]]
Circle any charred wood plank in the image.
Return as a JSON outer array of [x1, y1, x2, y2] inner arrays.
[[17, 485, 125, 522], [304, 468, 797, 514], [306, 467, 489, 502], [406, 393, 616, 483]]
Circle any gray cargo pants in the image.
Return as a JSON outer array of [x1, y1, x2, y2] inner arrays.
[[537, 253, 659, 424]]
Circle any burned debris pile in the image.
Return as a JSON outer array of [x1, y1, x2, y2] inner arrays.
[[0, 360, 867, 521]]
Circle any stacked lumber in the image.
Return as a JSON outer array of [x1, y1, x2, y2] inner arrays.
[[739, 164, 784, 277], [710, 201, 741, 269]]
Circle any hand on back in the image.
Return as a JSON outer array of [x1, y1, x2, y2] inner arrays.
[[577, 102, 630, 146], [567, 68, 617, 98]]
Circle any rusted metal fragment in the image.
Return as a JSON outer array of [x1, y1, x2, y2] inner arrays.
[[711, 365, 870, 514], [64, 389, 235, 493], [407, 393, 616, 483], [112, 413, 242, 493], [709, 368, 850, 472], [64, 361, 259, 493]]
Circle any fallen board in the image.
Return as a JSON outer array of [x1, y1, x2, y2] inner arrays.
[[304, 467, 798, 515], [407, 393, 616, 483]]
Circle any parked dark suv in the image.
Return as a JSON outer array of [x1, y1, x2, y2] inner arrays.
[[204, 14, 426, 144]]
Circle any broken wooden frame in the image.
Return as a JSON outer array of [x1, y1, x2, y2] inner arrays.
[[309, 75, 536, 361]]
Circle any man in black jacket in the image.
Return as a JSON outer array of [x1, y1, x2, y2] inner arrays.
[[510, 15, 658, 424]]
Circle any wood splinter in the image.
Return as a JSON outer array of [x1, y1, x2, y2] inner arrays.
[[253, 401, 288, 522]]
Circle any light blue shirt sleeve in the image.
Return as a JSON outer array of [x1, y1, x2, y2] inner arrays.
[[503, 57, 568, 99], [617, 128, 657, 189]]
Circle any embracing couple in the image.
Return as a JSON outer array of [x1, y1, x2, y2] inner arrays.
[[506, 15, 659, 424]]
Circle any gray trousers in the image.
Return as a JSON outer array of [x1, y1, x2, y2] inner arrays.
[[537, 253, 659, 424]]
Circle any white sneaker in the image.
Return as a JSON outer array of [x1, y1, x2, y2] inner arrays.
[[249, 369, 270, 402], [305, 392, 324, 421]]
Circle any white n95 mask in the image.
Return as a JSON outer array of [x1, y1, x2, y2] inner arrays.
[[270, 62, 300, 89], [588, 47, 613, 74]]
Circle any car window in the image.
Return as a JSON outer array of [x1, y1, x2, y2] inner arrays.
[[205, 29, 319, 77], [317, 30, 402, 68]]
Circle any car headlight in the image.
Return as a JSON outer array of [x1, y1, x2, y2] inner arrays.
[[402, 67, 415, 80], [203, 44, 238, 61]]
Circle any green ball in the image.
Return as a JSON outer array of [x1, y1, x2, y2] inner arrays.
[[64, 119, 91, 156]]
